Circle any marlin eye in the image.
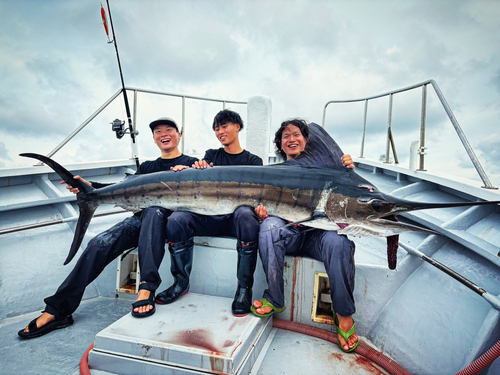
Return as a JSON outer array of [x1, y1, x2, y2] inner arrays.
[[371, 200, 383, 212]]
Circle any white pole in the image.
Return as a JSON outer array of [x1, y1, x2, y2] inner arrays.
[[246, 96, 272, 165]]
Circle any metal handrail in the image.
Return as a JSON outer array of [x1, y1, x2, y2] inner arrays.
[[125, 87, 246, 153], [41, 87, 247, 164], [322, 79, 496, 189]]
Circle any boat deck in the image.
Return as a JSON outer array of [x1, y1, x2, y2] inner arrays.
[[1, 297, 131, 375], [1, 295, 389, 375]]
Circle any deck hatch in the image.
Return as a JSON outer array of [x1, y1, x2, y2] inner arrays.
[[89, 293, 272, 374], [311, 272, 334, 325], [116, 249, 140, 294]]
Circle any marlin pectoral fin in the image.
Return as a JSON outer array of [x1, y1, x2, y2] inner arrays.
[[263, 214, 340, 232], [261, 217, 317, 232], [337, 219, 438, 237], [337, 224, 388, 237]]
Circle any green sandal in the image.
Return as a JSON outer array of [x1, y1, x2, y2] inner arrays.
[[333, 309, 359, 353], [250, 298, 286, 318]]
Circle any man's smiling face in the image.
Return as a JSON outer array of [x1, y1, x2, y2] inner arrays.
[[153, 125, 180, 152], [281, 124, 307, 160], [214, 122, 240, 147]]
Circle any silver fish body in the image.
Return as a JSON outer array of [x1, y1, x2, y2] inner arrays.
[[20, 123, 500, 266], [89, 165, 343, 229]]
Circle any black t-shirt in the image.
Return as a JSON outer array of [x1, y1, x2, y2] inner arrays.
[[91, 154, 199, 188], [203, 148, 263, 166], [136, 155, 199, 175]]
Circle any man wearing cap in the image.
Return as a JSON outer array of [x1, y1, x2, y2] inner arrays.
[[156, 109, 262, 317], [18, 117, 198, 339]]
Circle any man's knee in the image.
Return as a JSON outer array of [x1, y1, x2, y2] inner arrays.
[[260, 217, 285, 233], [142, 206, 169, 222], [167, 211, 195, 241], [233, 206, 259, 241], [168, 211, 192, 227], [234, 205, 256, 218]]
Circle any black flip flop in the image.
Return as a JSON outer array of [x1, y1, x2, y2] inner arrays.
[[131, 284, 156, 318], [18, 314, 74, 339]]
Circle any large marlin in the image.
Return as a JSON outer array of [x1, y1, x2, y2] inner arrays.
[[21, 124, 500, 269]]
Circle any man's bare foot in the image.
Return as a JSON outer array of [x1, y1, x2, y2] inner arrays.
[[253, 299, 263, 309], [24, 312, 54, 333], [336, 313, 359, 351], [133, 289, 153, 315], [256, 305, 273, 315]]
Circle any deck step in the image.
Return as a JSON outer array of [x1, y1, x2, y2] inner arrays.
[[89, 293, 272, 375]]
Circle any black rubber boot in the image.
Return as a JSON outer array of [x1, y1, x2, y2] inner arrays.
[[232, 240, 258, 316], [155, 238, 194, 305]]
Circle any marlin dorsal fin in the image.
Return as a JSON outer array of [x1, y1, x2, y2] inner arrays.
[[284, 123, 345, 167]]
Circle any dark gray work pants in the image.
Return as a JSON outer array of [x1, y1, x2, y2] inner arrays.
[[259, 217, 356, 317], [166, 206, 259, 243], [44, 206, 170, 318]]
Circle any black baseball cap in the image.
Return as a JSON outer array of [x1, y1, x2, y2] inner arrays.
[[149, 117, 179, 132]]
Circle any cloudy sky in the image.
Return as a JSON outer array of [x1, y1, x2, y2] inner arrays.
[[1, 0, 499, 187]]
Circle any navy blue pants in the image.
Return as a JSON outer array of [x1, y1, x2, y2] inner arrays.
[[259, 217, 356, 317], [44, 207, 170, 318], [167, 206, 259, 243]]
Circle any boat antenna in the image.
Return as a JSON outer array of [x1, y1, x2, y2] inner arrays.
[[101, 1, 140, 168]]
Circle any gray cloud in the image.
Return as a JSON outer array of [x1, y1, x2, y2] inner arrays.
[[0, 102, 73, 137]]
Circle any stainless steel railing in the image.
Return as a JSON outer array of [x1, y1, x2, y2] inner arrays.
[[321, 79, 496, 189], [39, 87, 247, 165]]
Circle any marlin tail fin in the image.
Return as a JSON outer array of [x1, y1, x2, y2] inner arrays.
[[20, 153, 98, 265], [20, 153, 94, 194], [68, 200, 98, 265]]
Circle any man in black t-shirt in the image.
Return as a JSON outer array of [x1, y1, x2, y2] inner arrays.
[[19, 117, 198, 339], [156, 109, 262, 317], [202, 144, 262, 166]]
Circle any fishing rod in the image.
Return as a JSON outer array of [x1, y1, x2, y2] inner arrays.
[[101, 1, 140, 168]]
